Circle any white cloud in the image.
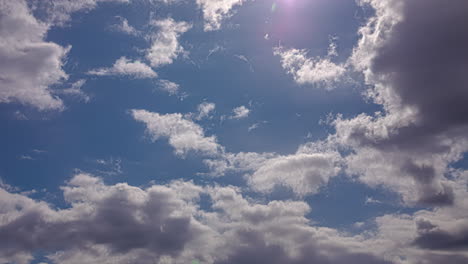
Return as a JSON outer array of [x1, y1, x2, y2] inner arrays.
[[111, 16, 138, 35], [195, 102, 216, 120], [88, 57, 157, 79], [274, 47, 346, 89], [196, 0, 245, 31], [230, 105, 250, 119], [131, 109, 222, 156], [146, 18, 191, 67], [0, 0, 69, 111], [55, 79, 91, 103], [247, 149, 342, 196], [156, 79, 181, 96]]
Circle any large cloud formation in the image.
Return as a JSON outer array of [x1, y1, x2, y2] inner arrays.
[[331, 0, 468, 206], [0, 173, 393, 264]]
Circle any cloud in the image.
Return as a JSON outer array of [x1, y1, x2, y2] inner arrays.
[[111, 16, 138, 36], [146, 18, 191, 67], [88, 57, 157, 79], [29, 0, 131, 26], [196, 0, 245, 31], [55, 79, 91, 103], [0, 173, 394, 264], [230, 106, 250, 120], [246, 142, 342, 196], [131, 109, 222, 156], [330, 0, 468, 206], [0, 0, 69, 111], [195, 102, 216, 120], [156, 80, 181, 96], [274, 47, 346, 89]]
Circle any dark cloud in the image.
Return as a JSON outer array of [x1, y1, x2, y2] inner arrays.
[[336, 0, 468, 206], [414, 220, 468, 251]]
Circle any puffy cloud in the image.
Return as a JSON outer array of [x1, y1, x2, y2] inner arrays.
[[247, 152, 342, 196], [0, 173, 394, 264], [146, 18, 191, 67], [331, 0, 468, 205], [131, 109, 222, 156], [88, 57, 157, 79], [196, 0, 245, 31], [274, 47, 346, 89], [230, 105, 250, 119], [0, 0, 69, 110]]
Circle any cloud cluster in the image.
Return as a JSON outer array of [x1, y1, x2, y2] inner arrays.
[[0, 173, 396, 264], [132, 108, 342, 195]]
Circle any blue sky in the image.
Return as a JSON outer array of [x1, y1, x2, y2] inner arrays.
[[1, 0, 468, 263]]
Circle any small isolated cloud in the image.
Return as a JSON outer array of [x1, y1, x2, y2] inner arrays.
[[274, 47, 346, 89], [111, 16, 138, 36], [88, 57, 157, 79], [365, 196, 382, 205], [131, 109, 222, 156], [248, 121, 267, 132], [234, 55, 254, 72], [146, 18, 191, 67], [231, 105, 250, 119], [55, 79, 91, 103], [195, 102, 216, 120], [156, 79, 181, 96], [196, 0, 246, 31]]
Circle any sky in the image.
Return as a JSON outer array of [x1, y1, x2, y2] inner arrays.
[[1, 0, 468, 263]]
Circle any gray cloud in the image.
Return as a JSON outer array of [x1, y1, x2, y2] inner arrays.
[[0, 173, 393, 264], [332, 0, 468, 206]]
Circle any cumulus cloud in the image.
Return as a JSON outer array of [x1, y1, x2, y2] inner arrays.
[[132, 109, 222, 156], [230, 105, 250, 119], [196, 0, 245, 31], [88, 57, 157, 79], [274, 47, 346, 89], [0, 173, 395, 264], [0, 0, 69, 110], [330, 0, 468, 206], [247, 151, 342, 196], [146, 18, 191, 67]]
